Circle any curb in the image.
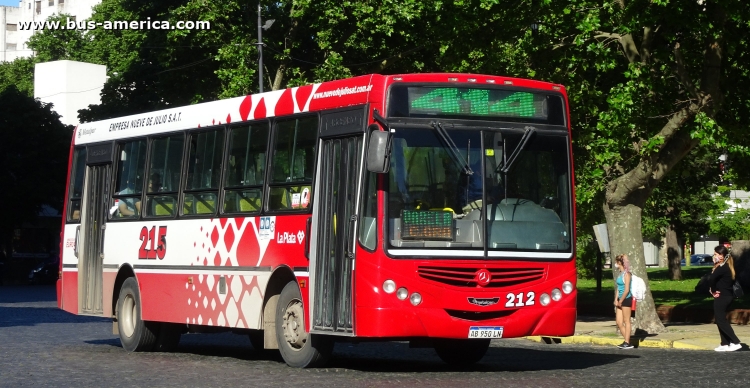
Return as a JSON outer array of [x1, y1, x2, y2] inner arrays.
[[523, 335, 708, 351]]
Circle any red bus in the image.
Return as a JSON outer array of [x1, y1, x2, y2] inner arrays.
[[58, 73, 576, 367]]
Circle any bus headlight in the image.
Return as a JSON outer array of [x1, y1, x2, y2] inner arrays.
[[383, 280, 396, 294], [562, 281, 574, 294], [409, 293, 422, 306], [540, 293, 551, 306], [396, 287, 408, 300], [551, 288, 562, 301]]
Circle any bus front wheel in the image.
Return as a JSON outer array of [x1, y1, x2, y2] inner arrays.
[[275, 281, 333, 368], [434, 338, 490, 366], [116, 277, 157, 352]]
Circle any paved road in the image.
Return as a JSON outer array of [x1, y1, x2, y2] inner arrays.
[[1, 285, 748, 387]]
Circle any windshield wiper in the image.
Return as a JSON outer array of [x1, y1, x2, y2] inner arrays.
[[499, 126, 536, 174], [432, 122, 473, 175]]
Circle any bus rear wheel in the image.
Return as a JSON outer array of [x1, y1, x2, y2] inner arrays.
[[434, 338, 490, 366], [275, 281, 333, 368], [117, 277, 157, 352]]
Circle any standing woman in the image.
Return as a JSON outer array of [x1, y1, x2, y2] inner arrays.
[[614, 254, 634, 349], [709, 245, 741, 352]]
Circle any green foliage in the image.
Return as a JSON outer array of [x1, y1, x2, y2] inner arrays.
[[0, 57, 36, 97], [0, 86, 72, 244], [707, 196, 750, 241], [26, 14, 89, 62], [576, 233, 599, 279], [641, 145, 724, 242], [10, 1, 750, 278]]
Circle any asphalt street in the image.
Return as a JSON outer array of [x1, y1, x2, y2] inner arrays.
[[1, 284, 748, 387]]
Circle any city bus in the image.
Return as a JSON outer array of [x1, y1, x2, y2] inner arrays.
[[58, 73, 576, 367]]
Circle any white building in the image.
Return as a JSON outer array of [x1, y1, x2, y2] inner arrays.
[[1, 5, 21, 62], [725, 190, 750, 212], [34, 60, 106, 126], [2, 0, 100, 62]]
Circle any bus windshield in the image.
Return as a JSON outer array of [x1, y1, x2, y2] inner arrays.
[[387, 127, 572, 256]]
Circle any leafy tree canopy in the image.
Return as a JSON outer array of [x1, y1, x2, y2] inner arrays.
[[0, 86, 72, 244]]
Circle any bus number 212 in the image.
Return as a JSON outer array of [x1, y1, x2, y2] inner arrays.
[[139, 226, 167, 260]]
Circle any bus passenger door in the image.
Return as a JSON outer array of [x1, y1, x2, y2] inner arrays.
[[78, 144, 113, 316], [311, 135, 363, 334]]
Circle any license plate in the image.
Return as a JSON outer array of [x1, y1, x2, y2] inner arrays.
[[468, 326, 503, 339]]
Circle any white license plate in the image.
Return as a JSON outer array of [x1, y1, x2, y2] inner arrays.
[[468, 326, 503, 339]]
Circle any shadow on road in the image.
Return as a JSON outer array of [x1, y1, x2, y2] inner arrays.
[[326, 343, 638, 372], [81, 333, 638, 372], [0, 306, 109, 328], [0, 285, 57, 304]]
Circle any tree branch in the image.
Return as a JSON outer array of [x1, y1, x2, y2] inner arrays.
[[640, 25, 656, 65], [606, 101, 706, 206], [271, 5, 301, 91], [673, 42, 700, 101], [595, 31, 639, 63], [701, 3, 726, 115]]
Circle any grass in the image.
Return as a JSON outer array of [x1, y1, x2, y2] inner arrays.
[[577, 267, 750, 310]]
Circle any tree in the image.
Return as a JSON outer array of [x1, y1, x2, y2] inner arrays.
[[26, 14, 90, 63], [526, 0, 750, 333], [641, 146, 723, 280], [0, 57, 36, 98], [0, 86, 73, 251]]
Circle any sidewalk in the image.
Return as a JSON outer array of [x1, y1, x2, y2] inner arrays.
[[525, 315, 750, 351]]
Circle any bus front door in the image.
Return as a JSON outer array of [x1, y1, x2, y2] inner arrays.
[[311, 136, 363, 334], [78, 163, 110, 315]]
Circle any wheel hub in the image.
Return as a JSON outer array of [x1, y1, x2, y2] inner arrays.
[[121, 294, 136, 338], [281, 300, 307, 350]]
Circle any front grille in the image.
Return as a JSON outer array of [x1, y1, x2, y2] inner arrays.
[[445, 309, 516, 321], [417, 266, 545, 288]]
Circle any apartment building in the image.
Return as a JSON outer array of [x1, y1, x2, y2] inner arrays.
[[2, 0, 99, 62]]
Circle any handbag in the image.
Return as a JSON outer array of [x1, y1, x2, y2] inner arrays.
[[733, 280, 744, 299]]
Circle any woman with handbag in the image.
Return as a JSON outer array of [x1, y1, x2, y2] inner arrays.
[[709, 245, 742, 352]]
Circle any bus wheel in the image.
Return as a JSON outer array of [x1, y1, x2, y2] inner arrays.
[[434, 338, 490, 366], [275, 281, 333, 368], [117, 277, 157, 352]]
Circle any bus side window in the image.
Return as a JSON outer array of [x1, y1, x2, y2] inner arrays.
[[67, 147, 87, 222], [146, 134, 184, 218], [184, 128, 224, 216], [223, 123, 268, 214], [111, 139, 147, 219], [268, 116, 317, 211]]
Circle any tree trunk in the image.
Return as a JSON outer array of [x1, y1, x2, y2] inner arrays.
[[658, 235, 668, 268], [603, 201, 667, 333], [666, 224, 682, 280], [730, 240, 750, 289]]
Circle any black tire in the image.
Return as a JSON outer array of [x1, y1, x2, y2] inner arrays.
[[434, 338, 490, 366], [153, 323, 183, 352], [116, 277, 158, 352], [275, 281, 333, 368]]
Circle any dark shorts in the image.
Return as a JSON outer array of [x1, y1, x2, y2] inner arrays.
[[621, 297, 633, 308]]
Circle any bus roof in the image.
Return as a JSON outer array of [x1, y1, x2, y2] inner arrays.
[[74, 73, 566, 145]]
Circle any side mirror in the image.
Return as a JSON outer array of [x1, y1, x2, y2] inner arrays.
[[366, 127, 392, 174]]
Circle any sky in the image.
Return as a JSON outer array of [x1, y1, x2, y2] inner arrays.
[[0, 0, 20, 7]]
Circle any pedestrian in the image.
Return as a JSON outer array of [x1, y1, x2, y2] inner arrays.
[[613, 254, 634, 349], [709, 245, 742, 352]]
